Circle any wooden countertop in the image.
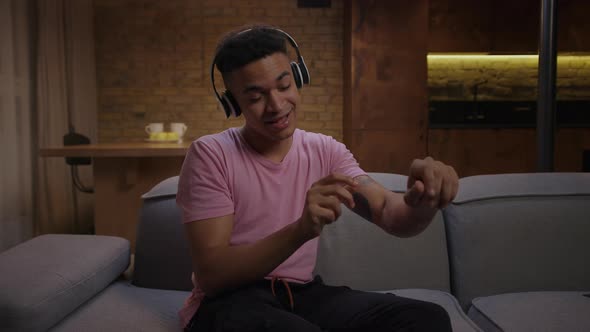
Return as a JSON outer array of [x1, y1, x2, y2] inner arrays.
[[40, 142, 192, 157]]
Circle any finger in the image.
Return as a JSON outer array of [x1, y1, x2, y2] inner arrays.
[[449, 166, 459, 202], [407, 159, 425, 189], [316, 173, 358, 188], [404, 180, 425, 206], [310, 203, 338, 224], [423, 160, 437, 197], [409, 159, 436, 196], [427, 162, 445, 208], [318, 184, 355, 208], [438, 175, 453, 208], [451, 181, 459, 203], [317, 195, 343, 220]]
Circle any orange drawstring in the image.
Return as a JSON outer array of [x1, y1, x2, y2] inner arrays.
[[270, 276, 294, 311]]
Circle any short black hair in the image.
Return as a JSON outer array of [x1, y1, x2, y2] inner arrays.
[[214, 25, 288, 75]]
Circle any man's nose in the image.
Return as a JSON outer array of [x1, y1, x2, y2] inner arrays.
[[266, 90, 284, 112]]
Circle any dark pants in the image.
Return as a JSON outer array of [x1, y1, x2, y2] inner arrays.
[[185, 276, 452, 332]]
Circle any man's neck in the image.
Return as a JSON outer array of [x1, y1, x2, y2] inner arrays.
[[240, 127, 294, 163]]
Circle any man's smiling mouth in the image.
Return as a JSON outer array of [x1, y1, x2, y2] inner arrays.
[[264, 110, 292, 130], [264, 110, 292, 124]]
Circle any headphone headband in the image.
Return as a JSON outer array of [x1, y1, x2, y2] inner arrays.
[[210, 27, 310, 118]]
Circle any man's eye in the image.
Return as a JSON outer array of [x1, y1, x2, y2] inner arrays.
[[249, 96, 262, 103], [279, 84, 291, 91]]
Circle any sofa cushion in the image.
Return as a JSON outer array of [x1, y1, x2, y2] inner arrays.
[[315, 173, 451, 292], [444, 173, 590, 310], [50, 281, 189, 332], [385, 289, 482, 332], [467, 291, 590, 332], [133, 176, 193, 291], [0, 234, 129, 332]]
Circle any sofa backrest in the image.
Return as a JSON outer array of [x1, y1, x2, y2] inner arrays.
[[133, 173, 451, 293], [132, 176, 193, 291], [314, 173, 451, 292], [444, 173, 590, 310]]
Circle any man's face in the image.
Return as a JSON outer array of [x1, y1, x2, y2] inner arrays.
[[225, 52, 300, 143]]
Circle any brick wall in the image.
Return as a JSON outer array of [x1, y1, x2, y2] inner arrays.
[[94, 0, 343, 143], [428, 55, 590, 100]]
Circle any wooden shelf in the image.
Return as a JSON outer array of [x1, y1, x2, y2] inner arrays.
[[39, 142, 191, 158]]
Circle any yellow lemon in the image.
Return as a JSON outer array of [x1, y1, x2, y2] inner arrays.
[[155, 132, 168, 140], [166, 132, 179, 140]]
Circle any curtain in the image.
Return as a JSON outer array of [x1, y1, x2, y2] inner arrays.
[[36, 0, 97, 236], [0, 0, 97, 252], [0, 0, 35, 252]]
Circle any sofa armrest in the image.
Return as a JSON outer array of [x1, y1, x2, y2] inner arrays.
[[0, 234, 130, 332]]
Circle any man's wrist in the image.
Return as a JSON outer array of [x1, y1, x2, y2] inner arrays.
[[290, 218, 313, 246], [378, 196, 437, 237], [402, 202, 438, 228]]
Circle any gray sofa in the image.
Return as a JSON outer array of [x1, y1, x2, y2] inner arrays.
[[1, 172, 589, 332]]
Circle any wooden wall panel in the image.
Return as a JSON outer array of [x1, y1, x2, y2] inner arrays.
[[428, 128, 590, 176], [556, 129, 590, 172], [350, 130, 426, 174], [351, 78, 427, 130], [345, 0, 428, 173], [428, 129, 536, 177]]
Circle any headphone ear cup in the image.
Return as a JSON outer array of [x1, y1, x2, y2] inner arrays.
[[291, 62, 303, 89], [222, 91, 241, 117], [219, 93, 232, 118], [298, 57, 310, 85]]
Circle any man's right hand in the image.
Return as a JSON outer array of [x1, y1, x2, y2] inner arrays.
[[298, 173, 358, 240]]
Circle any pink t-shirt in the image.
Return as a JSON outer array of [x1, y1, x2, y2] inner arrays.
[[176, 127, 365, 328]]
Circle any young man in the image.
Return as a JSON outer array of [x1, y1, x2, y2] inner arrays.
[[177, 25, 458, 331]]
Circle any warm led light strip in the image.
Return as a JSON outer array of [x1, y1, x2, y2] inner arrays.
[[427, 54, 590, 61]]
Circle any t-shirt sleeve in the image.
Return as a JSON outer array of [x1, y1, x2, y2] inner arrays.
[[176, 139, 234, 223], [327, 136, 367, 179]]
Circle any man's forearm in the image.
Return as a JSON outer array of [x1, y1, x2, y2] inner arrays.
[[195, 221, 308, 297], [351, 187, 437, 237], [378, 192, 438, 237], [349, 162, 457, 237]]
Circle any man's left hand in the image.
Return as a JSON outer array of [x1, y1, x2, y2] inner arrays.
[[404, 157, 459, 209]]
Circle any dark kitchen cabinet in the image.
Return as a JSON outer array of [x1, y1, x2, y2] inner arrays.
[[558, 0, 590, 52], [429, 0, 589, 53], [428, 0, 493, 52], [490, 0, 539, 53]]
